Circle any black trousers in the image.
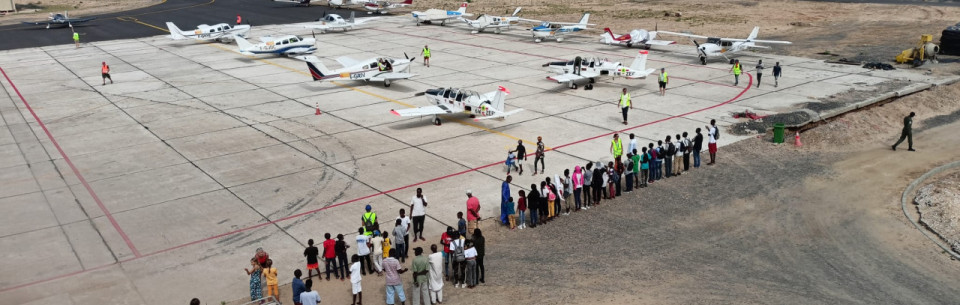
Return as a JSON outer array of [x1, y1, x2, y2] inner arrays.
[[477, 255, 485, 282], [534, 155, 545, 171], [412, 216, 425, 239], [683, 153, 690, 171], [325, 257, 339, 279], [893, 131, 913, 149], [360, 254, 373, 274], [592, 184, 603, 202], [621, 107, 629, 122]]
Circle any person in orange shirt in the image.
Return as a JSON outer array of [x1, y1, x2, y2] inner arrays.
[[101, 62, 112, 86], [263, 259, 280, 301]]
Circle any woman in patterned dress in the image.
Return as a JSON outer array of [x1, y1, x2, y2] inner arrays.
[[244, 258, 263, 301]]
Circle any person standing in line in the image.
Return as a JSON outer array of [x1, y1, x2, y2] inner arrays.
[[656, 141, 665, 180], [664, 136, 674, 178], [773, 62, 782, 87], [72, 29, 80, 48], [263, 259, 279, 302], [624, 152, 634, 193], [421, 45, 431, 67], [639, 147, 650, 187], [527, 185, 540, 226], [245, 259, 262, 302], [323, 233, 338, 281], [515, 139, 527, 175], [304, 239, 321, 279], [428, 244, 445, 304], [411, 247, 431, 305], [463, 240, 478, 289], [450, 232, 466, 288], [465, 191, 480, 238], [630, 149, 640, 189], [892, 112, 916, 151], [440, 227, 453, 281], [682, 132, 692, 171], [456, 212, 466, 238], [335, 234, 350, 281], [370, 231, 385, 276], [618, 88, 632, 125], [707, 119, 719, 165], [292, 269, 305, 305], [730, 59, 742, 86], [506, 196, 516, 230], [382, 232, 392, 265], [572, 166, 583, 211], [517, 190, 527, 229], [628, 133, 638, 160], [610, 133, 624, 165], [361, 205, 378, 236], [300, 279, 322, 305], [582, 162, 593, 208], [349, 255, 363, 305], [533, 136, 545, 175], [383, 249, 409, 305], [410, 188, 428, 243], [755, 60, 764, 88], [473, 228, 486, 284], [501, 175, 512, 225], [673, 134, 684, 176], [392, 219, 408, 263], [658, 68, 669, 96], [693, 128, 704, 168], [397, 209, 411, 258], [562, 169, 572, 214], [553, 174, 566, 216], [647, 143, 657, 183], [356, 228, 374, 275], [591, 162, 604, 204], [101, 62, 113, 85]]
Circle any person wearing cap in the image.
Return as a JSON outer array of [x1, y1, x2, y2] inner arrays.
[[533, 136, 545, 175], [465, 191, 480, 238], [361, 205, 378, 236]]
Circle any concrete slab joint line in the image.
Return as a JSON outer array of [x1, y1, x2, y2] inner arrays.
[[900, 160, 960, 260], [0, 66, 142, 258]]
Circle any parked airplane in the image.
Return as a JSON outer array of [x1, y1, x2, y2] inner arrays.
[[462, 7, 522, 34], [412, 2, 471, 26], [235, 35, 317, 56], [361, 0, 413, 14], [658, 26, 792, 64], [523, 13, 592, 43], [22, 11, 95, 29], [600, 27, 674, 49], [391, 86, 521, 125], [302, 54, 415, 87], [273, 0, 311, 6], [166, 22, 250, 42], [292, 12, 377, 33], [544, 50, 656, 89]]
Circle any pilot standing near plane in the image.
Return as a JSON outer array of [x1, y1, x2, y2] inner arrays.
[[730, 59, 742, 86], [573, 56, 582, 75], [421, 45, 431, 67], [618, 88, 632, 125], [101, 62, 113, 86], [658, 68, 668, 96]]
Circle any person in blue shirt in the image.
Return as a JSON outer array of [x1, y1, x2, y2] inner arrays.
[[500, 175, 512, 225], [292, 269, 305, 305]]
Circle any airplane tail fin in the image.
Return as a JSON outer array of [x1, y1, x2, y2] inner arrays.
[[490, 86, 510, 113], [401, 0, 413, 4], [747, 26, 759, 41], [306, 62, 333, 81], [234, 35, 255, 52], [578, 13, 590, 25], [601, 27, 616, 44], [630, 50, 648, 72], [349, 11, 355, 23], [457, 2, 468, 14], [511, 7, 522, 16], [166, 22, 186, 40]]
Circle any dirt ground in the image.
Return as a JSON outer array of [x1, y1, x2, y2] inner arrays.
[[0, 0, 160, 25], [915, 171, 960, 253]]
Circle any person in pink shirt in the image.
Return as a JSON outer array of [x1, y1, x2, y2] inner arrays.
[[572, 166, 584, 211], [465, 191, 480, 238]]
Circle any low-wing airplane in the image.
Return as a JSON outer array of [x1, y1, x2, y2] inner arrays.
[[544, 50, 656, 89], [292, 12, 377, 33], [601, 27, 675, 49], [412, 2, 471, 26], [235, 35, 317, 56], [166, 22, 251, 42], [658, 26, 792, 65], [22, 11, 96, 29], [302, 54, 415, 87], [523, 13, 593, 43], [273, 0, 311, 6], [391, 86, 521, 125], [461, 7, 521, 34], [361, 0, 413, 14]]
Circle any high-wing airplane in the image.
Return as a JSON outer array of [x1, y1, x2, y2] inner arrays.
[[361, 0, 413, 14], [21, 11, 95, 29], [658, 26, 792, 65], [461, 7, 521, 34], [412, 2, 471, 26], [301, 54, 415, 87], [391, 86, 521, 125], [273, 0, 311, 6], [544, 50, 656, 89], [166, 22, 251, 42], [291, 12, 377, 33], [235, 35, 317, 56], [523, 13, 593, 43], [601, 27, 675, 49]]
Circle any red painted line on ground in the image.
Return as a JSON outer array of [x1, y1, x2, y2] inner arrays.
[[0, 67, 141, 258], [671, 76, 741, 88], [0, 37, 754, 292]]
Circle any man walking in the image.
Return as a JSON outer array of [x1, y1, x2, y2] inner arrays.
[[618, 88, 632, 125], [610, 133, 624, 164], [515, 139, 526, 175], [892, 112, 916, 151], [658, 68, 668, 96], [465, 191, 480, 238], [101, 62, 113, 85], [411, 247, 430, 305], [421, 45, 431, 67], [533, 136, 545, 175], [773, 62, 782, 87], [707, 119, 719, 165], [755, 60, 764, 88], [693, 128, 704, 168], [730, 59, 742, 86], [410, 188, 427, 242]]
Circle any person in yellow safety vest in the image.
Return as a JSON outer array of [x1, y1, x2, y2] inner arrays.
[[72, 31, 80, 48], [658, 68, 668, 96], [618, 88, 632, 125], [610, 133, 624, 164], [420, 45, 431, 67], [377, 60, 385, 71], [361, 205, 377, 236], [101, 62, 113, 86], [729, 59, 742, 86]]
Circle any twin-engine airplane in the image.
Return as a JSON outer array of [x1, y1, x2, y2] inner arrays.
[[392, 86, 522, 125]]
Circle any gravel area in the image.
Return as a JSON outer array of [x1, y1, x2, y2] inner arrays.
[[730, 111, 812, 135], [918, 108, 960, 131], [804, 80, 913, 113], [915, 171, 960, 253]]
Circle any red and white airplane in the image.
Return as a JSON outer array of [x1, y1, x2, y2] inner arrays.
[[600, 27, 675, 49]]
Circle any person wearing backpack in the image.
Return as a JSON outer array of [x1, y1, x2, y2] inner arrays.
[[707, 119, 719, 165], [664, 136, 674, 178], [693, 128, 704, 168], [624, 153, 634, 193], [647, 143, 658, 183], [361, 205, 378, 236], [673, 134, 684, 176], [449, 232, 467, 288], [639, 147, 650, 188], [682, 132, 692, 171]]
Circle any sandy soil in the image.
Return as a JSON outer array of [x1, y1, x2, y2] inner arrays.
[[915, 171, 960, 252], [0, 0, 160, 25]]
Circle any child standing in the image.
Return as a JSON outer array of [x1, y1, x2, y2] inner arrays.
[[506, 196, 516, 230], [350, 255, 363, 305], [370, 231, 384, 276], [335, 234, 350, 281], [244, 258, 262, 301], [263, 259, 279, 302], [517, 190, 527, 229], [304, 239, 321, 279], [382, 232, 392, 263]]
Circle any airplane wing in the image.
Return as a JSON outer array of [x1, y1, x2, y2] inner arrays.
[[65, 17, 96, 23], [297, 23, 333, 30], [369, 72, 416, 81], [283, 47, 316, 55], [335, 56, 359, 68], [391, 105, 458, 117], [353, 17, 380, 25], [473, 109, 523, 121], [657, 31, 709, 40], [517, 18, 542, 24], [750, 39, 792, 45], [546, 71, 600, 83], [644, 39, 676, 46], [21, 21, 51, 26]]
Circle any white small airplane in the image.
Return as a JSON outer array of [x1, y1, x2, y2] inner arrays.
[[301, 55, 416, 87], [392, 86, 521, 126], [600, 27, 675, 49], [412, 2, 471, 26], [21, 11, 95, 29], [544, 50, 656, 89], [658, 26, 792, 65], [273, 0, 311, 6], [235, 35, 317, 56], [360, 0, 413, 14], [522, 13, 593, 43], [291, 12, 377, 33], [166, 22, 251, 42], [461, 7, 522, 34]]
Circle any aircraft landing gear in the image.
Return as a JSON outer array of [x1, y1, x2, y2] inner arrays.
[[556, 37, 564, 43], [699, 56, 707, 65], [433, 117, 442, 126], [494, 28, 501, 34], [440, 21, 446, 26], [626, 43, 632, 48], [569, 82, 578, 89], [384, 79, 391, 87], [643, 45, 651, 50]]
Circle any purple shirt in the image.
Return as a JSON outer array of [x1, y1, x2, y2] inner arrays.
[[383, 257, 403, 286]]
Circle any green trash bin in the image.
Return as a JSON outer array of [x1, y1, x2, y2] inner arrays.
[[773, 123, 785, 143]]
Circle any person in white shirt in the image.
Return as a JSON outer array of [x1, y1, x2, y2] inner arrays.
[[300, 279, 322, 304], [356, 228, 373, 275], [396, 208, 411, 258], [410, 188, 428, 242], [707, 119, 719, 165], [463, 241, 479, 288], [428, 244, 444, 304], [370, 231, 384, 275], [628, 133, 638, 157], [349, 255, 362, 305]]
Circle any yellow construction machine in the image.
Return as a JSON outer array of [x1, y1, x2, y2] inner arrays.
[[896, 34, 939, 67]]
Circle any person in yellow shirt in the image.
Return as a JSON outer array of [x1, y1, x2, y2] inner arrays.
[[263, 259, 279, 301], [382, 231, 392, 260], [729, 59, 742, 86]]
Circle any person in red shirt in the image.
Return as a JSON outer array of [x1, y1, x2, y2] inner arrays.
[[255, 247, 269, 268], [517, 190, 527, 229], [465, 191, 480, 238], [440, 226, 453, 281], [322, 233, 338, 280]]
